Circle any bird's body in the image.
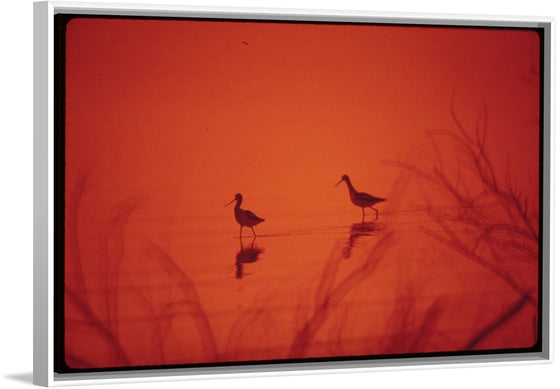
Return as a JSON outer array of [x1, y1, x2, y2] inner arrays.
[[335, 175, 386, 221], [225, 193, 265, 237], [234, 207, 264, 229]]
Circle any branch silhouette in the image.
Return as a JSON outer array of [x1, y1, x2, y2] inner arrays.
[[386, 99, 539, 348]]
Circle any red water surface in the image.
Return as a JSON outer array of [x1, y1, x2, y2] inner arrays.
[[63, 18, 541, 369]]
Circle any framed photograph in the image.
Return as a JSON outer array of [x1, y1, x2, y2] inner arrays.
[[34, 1, 553, 386]]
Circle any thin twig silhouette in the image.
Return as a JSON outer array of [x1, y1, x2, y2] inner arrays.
[[65, 174, 89, 305], [65, 175, 132, 367], [386, 98, 539, 348], [288, 230, 395, 358], [99, 198, 144, 342], [146, 242, 219, 362], [380, 294, 445, 354], [463, 294, 531, 350], [66, 287, 130, 365]]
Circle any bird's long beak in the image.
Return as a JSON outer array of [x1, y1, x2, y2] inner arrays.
[[334, 179, 343, 188], [224, 198, 236, 207]]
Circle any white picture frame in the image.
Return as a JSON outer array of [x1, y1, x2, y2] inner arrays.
[[33, 1, 553, 386]]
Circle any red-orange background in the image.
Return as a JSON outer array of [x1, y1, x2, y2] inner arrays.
[[64, 18, 540, 368], [66, 19, 539, 227]]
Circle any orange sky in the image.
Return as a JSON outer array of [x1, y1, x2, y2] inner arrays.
[[66, 18, 540, 229]]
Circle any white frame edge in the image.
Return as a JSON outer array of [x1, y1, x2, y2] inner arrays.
[[33, 1, 554, 387], [34, 1, 55, 386]]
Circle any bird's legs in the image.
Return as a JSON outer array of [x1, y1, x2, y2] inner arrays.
[[251, 226, 257, 237], [361, 208, 365, 223], [239, 226, 243, 238], [369, 206, 379, 220]]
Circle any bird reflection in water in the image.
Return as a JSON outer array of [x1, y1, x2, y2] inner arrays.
[[342, 222, 384, 259], [235, 237, 265, 279]]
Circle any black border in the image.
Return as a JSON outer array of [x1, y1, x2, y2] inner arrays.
[[53, 13, 67, 375], [54, 13, 545, 374]]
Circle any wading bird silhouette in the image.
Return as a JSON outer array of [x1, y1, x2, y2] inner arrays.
[[335, 174, 386, 222], [225, 193, 265, 238]]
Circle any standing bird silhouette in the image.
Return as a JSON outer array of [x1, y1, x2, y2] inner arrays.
[[335, 174, 386, 222], [225, 193, 265, 238]]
